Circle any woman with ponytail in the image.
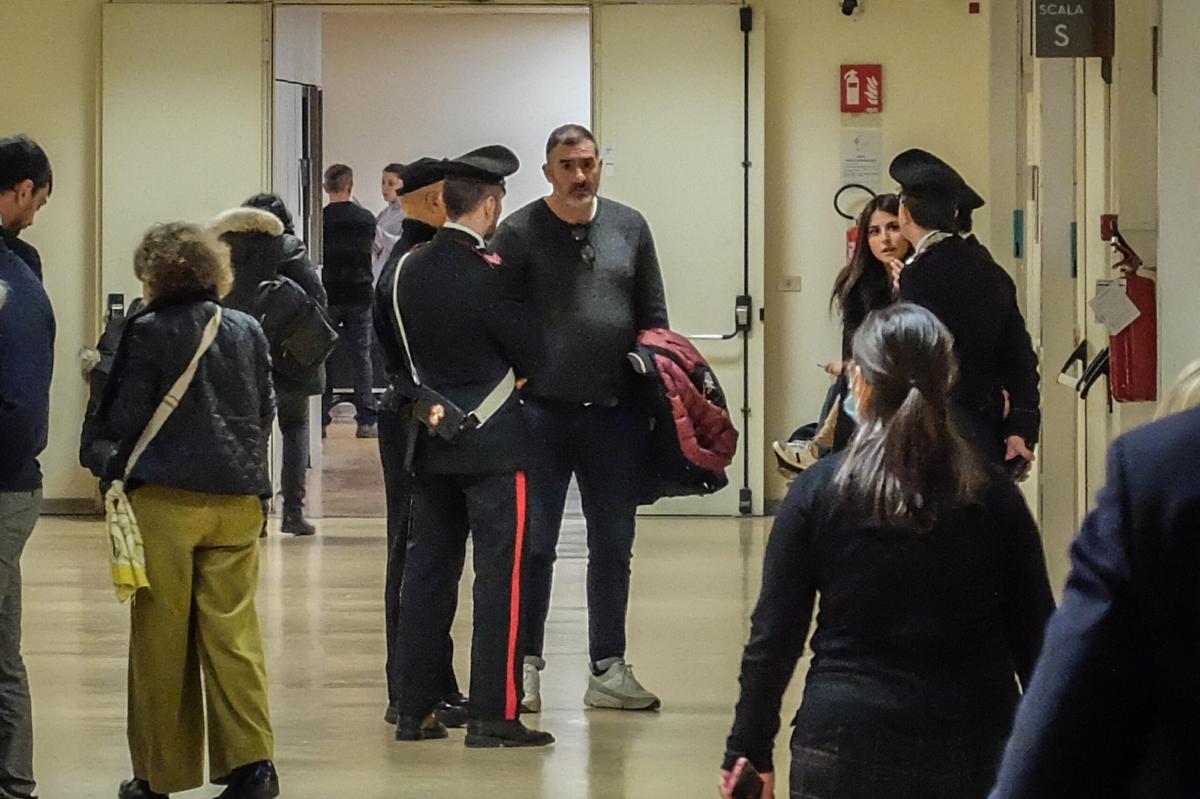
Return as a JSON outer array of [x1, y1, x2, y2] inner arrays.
[[722, 304, 1054, 799]]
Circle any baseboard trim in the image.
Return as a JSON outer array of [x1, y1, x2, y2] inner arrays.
[[41, 497, 101, 516]]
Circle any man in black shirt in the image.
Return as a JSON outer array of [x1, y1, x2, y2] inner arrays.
[[321, 163, 379, 438], [492, 124, 668, 712]]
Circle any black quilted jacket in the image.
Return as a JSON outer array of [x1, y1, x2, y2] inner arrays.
[[82, 294, 275, 498]]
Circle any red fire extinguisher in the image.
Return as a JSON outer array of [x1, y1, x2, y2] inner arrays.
[[1101, 215, 1157, 403], [835, 183, 875, 265]]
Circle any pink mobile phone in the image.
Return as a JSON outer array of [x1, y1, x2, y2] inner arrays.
[[724, 757, 764, 799]]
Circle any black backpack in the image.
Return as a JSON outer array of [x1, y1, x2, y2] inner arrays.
[[254, 276, 338, 383]]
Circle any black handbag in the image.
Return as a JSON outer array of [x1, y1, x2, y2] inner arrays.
[[255, 276, 338, 381]]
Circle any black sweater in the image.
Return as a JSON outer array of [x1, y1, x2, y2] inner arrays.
[[492, 197, 668, 405], [839, 262, 892, 361], [322, 201, 378, 306], [724, 454, 1054, 774], [899, 236, 1041, 445]]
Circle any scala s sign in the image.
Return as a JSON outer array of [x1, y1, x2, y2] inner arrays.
[[1035, 0, 1114, 58]]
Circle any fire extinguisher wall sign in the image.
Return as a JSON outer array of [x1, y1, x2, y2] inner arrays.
[[841, 64, 883, 113]]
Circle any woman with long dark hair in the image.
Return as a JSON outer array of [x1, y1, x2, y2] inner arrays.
[[807, 194, 912, 455], [828, 193, 911, 368], [722, 304, 1054, 799]]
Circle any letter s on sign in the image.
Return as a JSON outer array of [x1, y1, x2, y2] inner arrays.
[[1055, 23, 1070, 47]]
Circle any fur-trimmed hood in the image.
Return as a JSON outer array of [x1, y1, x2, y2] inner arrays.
[[209, 207, 285, 239]]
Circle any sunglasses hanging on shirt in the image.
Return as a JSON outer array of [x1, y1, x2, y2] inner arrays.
[[572, 225, 596, 265]]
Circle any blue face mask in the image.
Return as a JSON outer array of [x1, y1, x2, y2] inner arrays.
[[843, 384, 861, 425]]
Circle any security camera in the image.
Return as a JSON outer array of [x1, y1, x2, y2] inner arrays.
[[840, 0, 859, 15]]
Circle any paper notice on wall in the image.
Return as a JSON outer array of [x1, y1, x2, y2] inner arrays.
[[602, 145, 616, 177], [1089, 279, 1142, 336], [840, 128, 883, 193]]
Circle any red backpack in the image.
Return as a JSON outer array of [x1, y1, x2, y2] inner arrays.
[[628, 328, 739, 505]]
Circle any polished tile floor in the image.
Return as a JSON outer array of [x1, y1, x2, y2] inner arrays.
[[22, 507, 801, 798]]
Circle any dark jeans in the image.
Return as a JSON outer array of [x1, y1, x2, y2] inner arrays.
[[521, 398, 649, 665], [322, 303, 377, 426], [378, 407, 459, 707], [0, 490, 39, 799], [789, 733, 1001, 799], [277, 392, 310, 516]]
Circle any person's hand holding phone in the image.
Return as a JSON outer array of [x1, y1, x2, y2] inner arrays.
[[718, 758, 774, 799]]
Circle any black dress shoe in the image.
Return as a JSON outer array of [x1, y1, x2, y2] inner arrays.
[[214, 760, 279, 799], [395, 712, 448, 741], [384, 701, 399, 726], [465, 719, 555, 749], [433, 699, 469, 729], [118, 778, 168, 799]]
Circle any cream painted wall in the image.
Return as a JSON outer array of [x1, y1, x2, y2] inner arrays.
[[320, 8, 591, 219], [761, 0, 996, 501], [0, 0, 103, 506]]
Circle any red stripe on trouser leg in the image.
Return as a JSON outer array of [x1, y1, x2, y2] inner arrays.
[[505, 471, 528, 721]]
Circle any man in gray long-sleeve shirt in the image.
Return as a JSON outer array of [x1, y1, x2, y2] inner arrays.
[[492, 124, 668, 713]]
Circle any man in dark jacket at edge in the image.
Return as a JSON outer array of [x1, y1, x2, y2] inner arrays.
[[990, 405, 1200, 799], [211, 196, 328, 536], [890, 149, 1041, 475], [0, 134, 54, 799], [370, 157, 468, 729], [491, 124, 668, 713]]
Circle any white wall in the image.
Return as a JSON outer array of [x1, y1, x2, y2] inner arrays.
[[1158, 0, 1200, 387], [320, 8, 591, 219], [276, 6, 323, 86]]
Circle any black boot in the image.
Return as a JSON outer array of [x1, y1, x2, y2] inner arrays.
[[280, 511, 316, 536], [384, 701, 400, 726], [214, 760, 279, 799], [395, 712, 448, 741], [118, 778, 168, 799], [465, 719, 555, 749]]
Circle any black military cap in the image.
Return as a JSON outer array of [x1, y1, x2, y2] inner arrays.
[[444, 145, 520, 186], [959, 183, 986, 212], [397, 157, 447, 195], [889, 148, 980, 205]]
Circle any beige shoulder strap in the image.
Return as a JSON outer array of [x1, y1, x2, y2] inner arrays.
[[122, 307, 223, 480]]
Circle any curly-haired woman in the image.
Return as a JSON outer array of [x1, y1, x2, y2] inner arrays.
[[83, 223, 279, 799]]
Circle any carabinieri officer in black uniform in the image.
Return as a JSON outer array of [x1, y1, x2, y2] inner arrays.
[[391, 146, 553, 748], [890, 149, 1041, 473], [372, 157, 469, 731]]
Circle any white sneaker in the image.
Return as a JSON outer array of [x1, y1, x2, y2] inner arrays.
[[521, 656, 545, 713], [584, 657, 661, 711]]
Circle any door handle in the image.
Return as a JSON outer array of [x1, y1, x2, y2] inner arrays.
[[686, 295, 753, 342], [1078, 349, 1110, 402], [1056, 340, 1089, 389]]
